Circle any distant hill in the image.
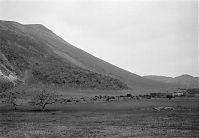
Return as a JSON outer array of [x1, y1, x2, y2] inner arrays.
[[0, 20, 181, 93], [143, 74, 199, 88]]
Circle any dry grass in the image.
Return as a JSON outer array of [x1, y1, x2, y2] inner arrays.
[[0, 98, 199, 138]]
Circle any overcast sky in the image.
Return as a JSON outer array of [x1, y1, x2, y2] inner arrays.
[[0, 0, 198, 77]]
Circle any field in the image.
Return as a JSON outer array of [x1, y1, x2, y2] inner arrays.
[[0, 97, 199, 138]]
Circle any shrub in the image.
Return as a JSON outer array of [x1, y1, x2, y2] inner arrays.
[[126, 93, 132, 97]]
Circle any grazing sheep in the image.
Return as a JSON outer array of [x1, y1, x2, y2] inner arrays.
[[153, 107, 174, 111]]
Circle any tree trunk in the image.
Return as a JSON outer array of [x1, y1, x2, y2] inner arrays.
[[13, 103, 17, 110], [41, 103, 47, 110]]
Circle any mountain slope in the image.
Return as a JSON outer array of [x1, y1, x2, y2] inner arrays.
[[143, 74, 199, 88], [0, 20, 128, 90], [0, 20, 180, 92]]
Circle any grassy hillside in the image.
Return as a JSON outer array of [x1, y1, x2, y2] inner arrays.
[[31, 57, 128, 89], [0, 20, 181, 92], [0, 20, 127, 90]]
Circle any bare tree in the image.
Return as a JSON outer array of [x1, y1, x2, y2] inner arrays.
[[31, 88, 58, 110]]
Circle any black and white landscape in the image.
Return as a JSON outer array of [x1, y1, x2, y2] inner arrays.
[[0, 0, 198, 137]]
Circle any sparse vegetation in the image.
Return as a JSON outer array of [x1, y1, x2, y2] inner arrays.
[[32, 59, 128, 90], [166, 94, 173, 99], [0, 81, 13, 93], [0, 42, 128, 90], [30, 88, 59, 110], [0, 98, 199, 137], [126, 93, 133, 97], [2, 90, 18, 110], [0, 24, 128, 90], [0, 85, 23, 110]]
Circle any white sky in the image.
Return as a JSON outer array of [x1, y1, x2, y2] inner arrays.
[[0, 0, 198, 77]]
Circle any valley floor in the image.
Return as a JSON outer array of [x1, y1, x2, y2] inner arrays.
[[0, 97, 199, 138]]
